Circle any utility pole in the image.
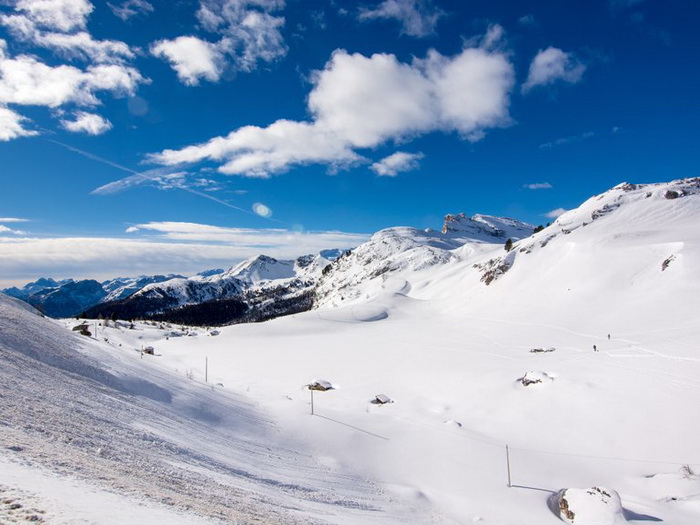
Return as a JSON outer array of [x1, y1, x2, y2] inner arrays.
[[506, 445, 512, 488]]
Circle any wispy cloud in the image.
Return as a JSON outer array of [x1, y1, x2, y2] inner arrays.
[[108, 0, 154, 21], [358, 0, 444, 38], [522, 47, 586, 93], [524, 182, 552, 190], [517, 14, 538, 27], [0, 224, 369, 287], [0, 225, 26, 235], [151, 25, 514, 177], [371, 151, 424, 176], [545, 208, 567, 219], [539, 131, 594, 149], [47, 139, 263, 220], [0, 217, 29, 235]]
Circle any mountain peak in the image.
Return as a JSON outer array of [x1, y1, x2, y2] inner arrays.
[[441, 213, 534, 241]]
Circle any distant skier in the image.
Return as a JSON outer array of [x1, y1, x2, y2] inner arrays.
[[593, 345, 598, 352], [607, 334, 611, 340]]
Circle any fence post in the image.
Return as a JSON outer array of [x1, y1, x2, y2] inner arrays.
[[310, 388, 314, 415], [506, 445, 512, 487], [205, 357, 208, 383]]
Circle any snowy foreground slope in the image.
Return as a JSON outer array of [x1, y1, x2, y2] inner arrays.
[[0, 294, 420, 524], [3, 178, 700, 524]]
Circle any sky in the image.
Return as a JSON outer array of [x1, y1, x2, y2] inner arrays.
[[0, 0, 698, 287]]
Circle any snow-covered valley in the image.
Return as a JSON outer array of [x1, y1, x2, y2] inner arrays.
[[2, 179, 700, 524]]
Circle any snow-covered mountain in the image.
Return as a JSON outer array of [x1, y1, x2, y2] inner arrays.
[[315, 213, 534, 306], [315, 179, 700, 314], [87, 253, 338, 325], [3, 177, 700, 524], [2, 274, 183, 317]]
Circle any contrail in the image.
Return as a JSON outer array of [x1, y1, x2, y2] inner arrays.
[[46, 139, 283, 223]]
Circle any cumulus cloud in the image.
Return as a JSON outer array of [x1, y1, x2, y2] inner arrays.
[[0, 50, 143, 107], [0, 225, 369, 286], [371, 151, 424, 176], [6, 0, 93, 33], [0, 1, 144, 139], [151, 27, 515, 177], [108, 0, 154, 21], [1, 0, 134, 64], [0, 105, 37, 140], [152, 0, 287, 84], [524, 182, 552, 190], [61, 111, 112, 134], [151, 36, 224, 85], [545, 208, 567, 219], [522, 47, 585, 93], [358, 0, 444, 37]]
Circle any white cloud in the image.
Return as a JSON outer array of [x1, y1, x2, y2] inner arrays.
[[7, 0, 93, 33], [524, 182, 552, 190], [1, 1, 134, 64], [151, 119, 363, 177], [151, 27, 514, 177], [61, 111, 112, 134], [0, 217, 29, 223], [0, 225, 26, 235], [0, 2, 144, 139], [545, 208, 567, 219], [153, 0, 287, 84], [522, 47, 586, 93], [0, 105, 37, 140], [0, 51, 143, 107], [0, 225, 370, 286], [92, 168, 203, 195], [151, 36, 224, 85], [371, 151, 423, 176], [108, 0, 154, 21], [126, 221, 368, 248], [358, 0, 444, 37]]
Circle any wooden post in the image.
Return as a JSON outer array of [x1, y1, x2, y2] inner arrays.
[[205, 357, 208, 383], [310, 388, 314, 415], [506, 445, 512, 488]]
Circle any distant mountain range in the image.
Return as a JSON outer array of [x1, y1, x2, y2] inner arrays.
[[5, 177, 698, 326]]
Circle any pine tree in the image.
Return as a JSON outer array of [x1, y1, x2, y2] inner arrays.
[[504, 238, 513, 252]]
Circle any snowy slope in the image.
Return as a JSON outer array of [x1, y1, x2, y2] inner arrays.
[[149, 178, 700, 524], [315, 213, 534, 306], [0, 293, 422, 524]]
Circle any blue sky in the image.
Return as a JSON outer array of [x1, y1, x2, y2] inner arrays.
[[0, 0, 698, 286]]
